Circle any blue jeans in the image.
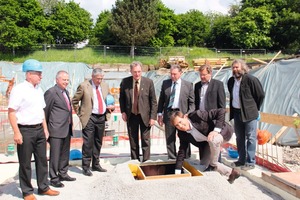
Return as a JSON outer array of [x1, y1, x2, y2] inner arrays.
[[233, 111, 257, 165]]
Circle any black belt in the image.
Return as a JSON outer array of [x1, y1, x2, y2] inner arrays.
[[168, 108, 180, 112], [232, 107, 241, 112], [92, 113, 104, 117], [18, 123, 42, 128]]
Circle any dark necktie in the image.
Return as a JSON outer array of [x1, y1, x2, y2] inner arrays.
[[133, 81, 139, 114], [168, 82, 177, 108], [96, 86, 104, 114]]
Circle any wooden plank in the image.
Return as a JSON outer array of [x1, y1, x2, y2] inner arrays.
[[262, 172, 298, 197], [271, 172, 300, 189], [260, 112, 300, 128], [268, 113, 298, 144]]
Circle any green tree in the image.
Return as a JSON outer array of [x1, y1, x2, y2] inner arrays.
[[0, 0, 49, 52], [206, 13, 233, 48], [149, 1, 178, 47], [49, 1, 93, 44], [110, 0, 159, 57], [229, 6, 273, 48], [92, 10, 119, 45], [174, 10, 210, 47]]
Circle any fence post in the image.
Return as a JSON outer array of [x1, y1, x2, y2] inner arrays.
[[104, 45, 106, 57]]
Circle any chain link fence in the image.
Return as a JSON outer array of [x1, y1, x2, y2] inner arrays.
[[2, 44, 268, 61]]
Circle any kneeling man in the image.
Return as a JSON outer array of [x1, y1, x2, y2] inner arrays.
[[170, 108, 240, 184]]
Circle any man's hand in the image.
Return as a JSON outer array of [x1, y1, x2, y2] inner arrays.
[[207, 131, 219, 142], [157, 115, 164, 126], [14, 132, 23, 145], [149, 119, 155, 126], [107, 105, 115, 113], [122, 112, 127, 122]]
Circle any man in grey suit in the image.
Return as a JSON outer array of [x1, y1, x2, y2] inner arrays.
[[157, 65, 195, 159], [44, 70, 76, 188], [72, 68, 114, 176], [194, 65, 226, 170], [119, 61, 157, 162]]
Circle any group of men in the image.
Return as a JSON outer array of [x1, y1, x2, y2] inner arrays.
[[118, 59, 264, 184], [8, 58, 264, 200]]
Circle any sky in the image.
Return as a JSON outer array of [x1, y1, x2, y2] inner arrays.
[[66, 0, 238, 22]]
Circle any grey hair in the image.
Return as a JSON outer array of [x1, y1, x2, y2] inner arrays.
[[130, 61, 143, 70], [92, 68, 104, 76], [199, 65, 212, 74], [231, 59, 249, 74], [170, 64, 182, 72], [56, 70, 68, 79]]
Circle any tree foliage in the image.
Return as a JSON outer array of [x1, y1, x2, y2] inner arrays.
[[110, 0, 159, 57], [0, 0, 49, 51], [206, 13, 233, 48], [229, 6, 273, 48], [49, 1, 93, 44], [149, 1, 178, 47], [92, 10, 118, 45], [174, 10, 210, 47]]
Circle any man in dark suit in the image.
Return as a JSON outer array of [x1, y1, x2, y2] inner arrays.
[[194, 65, 225, 111], [119, 61, 157, 162], [157, 65, 195, 159], [72, 68, 114, 176], [44, 70, 76, 188], [170, 109, 240, 184], [194, 65, 226, 169]]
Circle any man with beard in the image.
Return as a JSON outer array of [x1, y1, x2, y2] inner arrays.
[[227, 59, 265, 170]]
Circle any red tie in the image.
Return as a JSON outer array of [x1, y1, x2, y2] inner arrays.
[[133, 81, 139, 114], [96, 86, 104, 114]]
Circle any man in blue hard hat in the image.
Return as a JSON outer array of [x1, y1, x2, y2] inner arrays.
[[8, 59, 59, 200]]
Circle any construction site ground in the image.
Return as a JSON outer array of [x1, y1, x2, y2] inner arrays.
[[0, 113, 299, 200]]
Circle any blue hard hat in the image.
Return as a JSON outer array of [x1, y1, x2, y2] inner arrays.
[[69, 149, 82, 160], [106, 94, 115, 105], [22, 59, 43, 72]]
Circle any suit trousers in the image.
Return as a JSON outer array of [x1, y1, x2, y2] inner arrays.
[[127, 114, 150, 162], [200, 134, 231, 176], [17, 125, 49, 196], [49, 130, 71, 182], [81, 114, 105, 170]]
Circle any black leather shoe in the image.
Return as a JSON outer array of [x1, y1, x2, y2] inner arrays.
[[228, 169, 240, 184], [92, 166, 107, 172], [204, 165, 215, 172], [50, 181, 64, 188], [59, 174, 76, 181], [83, 169, 93, 176]]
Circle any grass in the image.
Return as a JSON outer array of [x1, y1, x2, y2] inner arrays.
[[0, 46, 287, 67]]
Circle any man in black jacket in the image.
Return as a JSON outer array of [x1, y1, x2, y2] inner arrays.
[[227, 59, 265, 170], [170, 109, 240, 184]]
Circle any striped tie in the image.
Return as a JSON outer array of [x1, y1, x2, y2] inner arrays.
[[168, 82, 177, 108]]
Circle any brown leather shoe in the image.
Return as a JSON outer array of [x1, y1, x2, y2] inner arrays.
[[23, 194, 36, 200], [38, 188, 60, 196], [228, 168, 240, 184]]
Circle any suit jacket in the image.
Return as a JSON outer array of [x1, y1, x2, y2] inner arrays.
[[194, 79, 226, 110], [44, 84, 73, 138], [72, 80, 111, 129], [175, 108, 234, 169], [157, 79, 195, 123], [227, 74, 265, 122], [119, 76, 157, 126]]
